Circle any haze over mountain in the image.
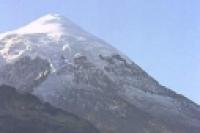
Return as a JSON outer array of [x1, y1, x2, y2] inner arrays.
[[0, 14, 199, 133]]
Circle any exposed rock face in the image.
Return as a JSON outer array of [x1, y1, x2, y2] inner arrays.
[[0, 56, 50, 92], [0, 14, 199, 133], [0, 85, 99, 133]]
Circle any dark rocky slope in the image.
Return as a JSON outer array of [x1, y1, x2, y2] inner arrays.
[[0, 85, 99, 133]]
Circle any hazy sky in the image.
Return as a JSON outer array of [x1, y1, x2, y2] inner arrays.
[[0, 0, 199, 104]]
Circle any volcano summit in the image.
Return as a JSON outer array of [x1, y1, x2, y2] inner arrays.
[[0, 14, 199, 133]]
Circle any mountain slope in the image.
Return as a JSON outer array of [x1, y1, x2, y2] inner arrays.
[[0, 85, 99, 133], [0, 14, 199, 133]]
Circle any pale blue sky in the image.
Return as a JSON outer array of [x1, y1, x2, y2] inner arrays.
[[0, 0, 199, 104]]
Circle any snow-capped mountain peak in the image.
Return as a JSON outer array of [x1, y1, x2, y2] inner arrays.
[[0, 13, 117, 65], [0, 14, 87, 39], [14, 14, 65, 36], [0, 14, 199, 133]]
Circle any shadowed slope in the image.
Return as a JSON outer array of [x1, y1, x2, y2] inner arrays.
[[0, 85, 99, 133]]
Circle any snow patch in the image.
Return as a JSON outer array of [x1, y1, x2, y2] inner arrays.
[[74, 53, 83, 59]]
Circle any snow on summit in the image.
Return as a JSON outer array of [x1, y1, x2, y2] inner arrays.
[[0, 13, 118, 65], [14, 14, 65, 36], [0, 14, 88, 39]]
